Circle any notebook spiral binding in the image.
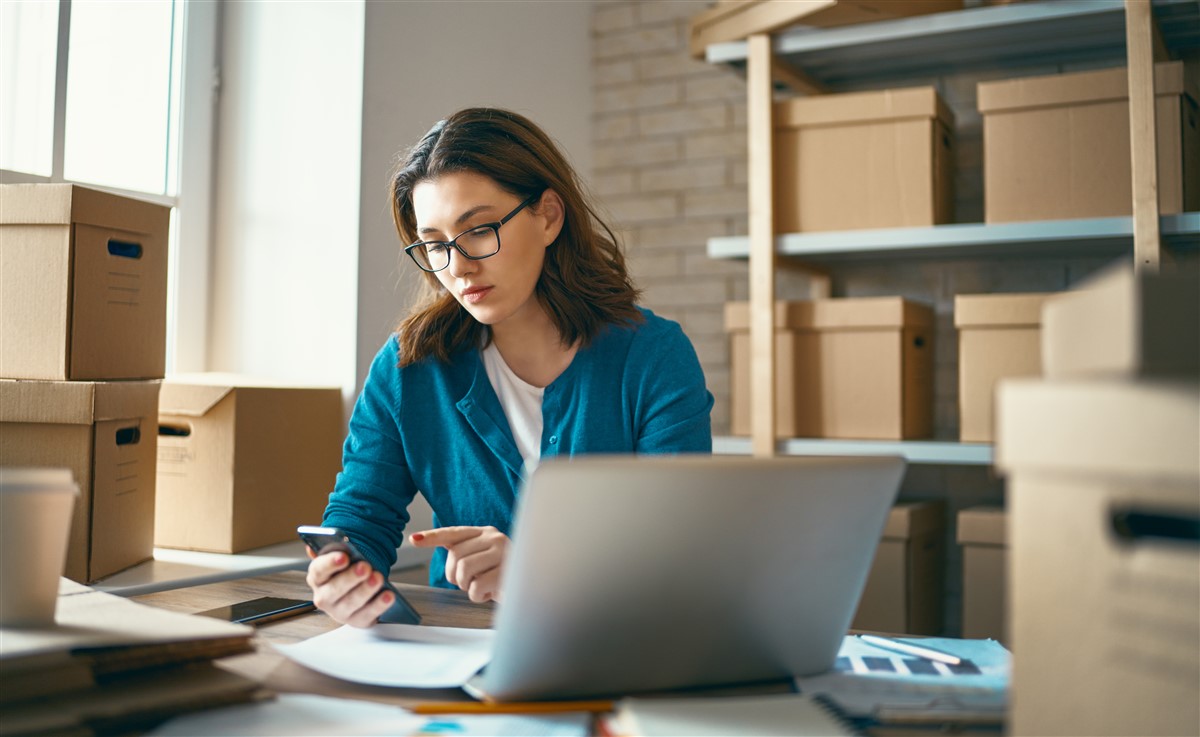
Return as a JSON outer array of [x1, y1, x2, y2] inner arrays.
[[809, 693, 865, 737]]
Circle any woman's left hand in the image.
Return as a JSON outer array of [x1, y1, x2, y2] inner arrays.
[[409, 526, 509, 603]]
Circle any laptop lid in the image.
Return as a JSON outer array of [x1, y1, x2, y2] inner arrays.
[[477, 454, 905, 701]]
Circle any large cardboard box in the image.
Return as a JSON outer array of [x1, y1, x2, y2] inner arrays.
[[996, 378, 1199, 736], [774, 86, 955, 233], [957, 506, 1007, 642], [155, 375, 344, 553], [1042, 264, 1199, 380], [0, 379, 160, 582], [726, 298, 934, 439], [853, 500, 945, 635], [979, 62, 1199, 222], [955, 293, 1053, 443], [0, 184, 170, 380]]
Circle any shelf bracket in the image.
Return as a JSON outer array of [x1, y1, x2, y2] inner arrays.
[[772, 58, 827, 96], [1124, 0, 1163, 274]]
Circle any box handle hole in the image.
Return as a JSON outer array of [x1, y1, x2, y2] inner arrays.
[[1111, 507, 1200, 546], [115, 426, 141, 446], [108, 239, 143, 259], [158, 423, 192, 438], [913, 336, 926, 348]]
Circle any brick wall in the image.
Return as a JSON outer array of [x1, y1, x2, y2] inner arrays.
[[591, 1, 749, 435]]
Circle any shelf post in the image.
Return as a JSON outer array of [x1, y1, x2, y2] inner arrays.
[[747, 33, 777, 459], [1124, 0, 1163, 274]]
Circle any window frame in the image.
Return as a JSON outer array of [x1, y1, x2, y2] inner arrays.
[[0, 0, 219, 373]]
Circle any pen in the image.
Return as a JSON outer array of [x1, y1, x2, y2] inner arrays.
[[858, 634, 963, 666], [410, 700, 614, 715]]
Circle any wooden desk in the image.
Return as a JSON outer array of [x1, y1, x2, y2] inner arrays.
[[133, 569, 493, 707], [132, 572, 996, 736]]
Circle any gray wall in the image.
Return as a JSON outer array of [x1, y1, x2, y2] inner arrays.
[[355, 1, 594, 397]]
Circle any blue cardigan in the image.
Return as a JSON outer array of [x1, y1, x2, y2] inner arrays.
[[323, 308, 714, 588]]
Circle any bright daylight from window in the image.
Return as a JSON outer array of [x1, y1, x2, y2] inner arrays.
[[1, 0, 183, 197]]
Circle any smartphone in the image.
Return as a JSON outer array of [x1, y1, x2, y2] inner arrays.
[[297, 525, 422, 625], [196, 596, 315, 625]]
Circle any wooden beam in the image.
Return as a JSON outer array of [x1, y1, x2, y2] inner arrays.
[[747, 34, 777, 459], [1125, 0, 1162, 274], [772, 58, 828, 96], [689, 0, 837, 59]]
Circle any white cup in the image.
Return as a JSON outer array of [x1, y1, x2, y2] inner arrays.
[[0, 468, 79, 627]]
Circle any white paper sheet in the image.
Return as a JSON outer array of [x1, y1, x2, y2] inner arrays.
[[149, 693, 591, 737], [275, 624, 495, 688]]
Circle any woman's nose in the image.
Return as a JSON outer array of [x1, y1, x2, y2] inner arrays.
[[446, 247, 477, 278]]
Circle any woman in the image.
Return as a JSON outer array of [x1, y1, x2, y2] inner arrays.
[[307, 108, 712, 627]]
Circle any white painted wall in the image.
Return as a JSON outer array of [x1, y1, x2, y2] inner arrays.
[[209, 1, 365, 392]]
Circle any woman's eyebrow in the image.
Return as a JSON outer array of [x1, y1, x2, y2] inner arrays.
[[417, 204, 498, 236]]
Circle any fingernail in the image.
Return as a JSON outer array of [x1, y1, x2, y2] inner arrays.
[[381, 592, 394, 605], [411, 532, 425, 542], [355, 562, 368, 576], [335, 553, 346, 565]]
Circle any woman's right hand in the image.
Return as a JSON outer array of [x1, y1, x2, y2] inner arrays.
[[304, 548, 395, 628]]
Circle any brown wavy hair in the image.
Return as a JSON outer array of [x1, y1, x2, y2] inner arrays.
[[390, 108, 642, 366]]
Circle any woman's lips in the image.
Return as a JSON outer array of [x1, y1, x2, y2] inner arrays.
[[462, 286, 492, 304]]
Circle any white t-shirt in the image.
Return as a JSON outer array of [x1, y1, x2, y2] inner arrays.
[[482, 342, 545, 472]]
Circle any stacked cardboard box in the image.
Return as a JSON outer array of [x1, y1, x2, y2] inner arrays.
[[979, 62, 1198, 222], [156, 374, 344, 553], [957, 506, 1006, 642], [996, 265, 1199, 736], [853, 500, 945, 635], [775, 86, 955, 233], [726, 298, 934, 439], [1, 184, 169, 582], [955, 293, 1054, 443]]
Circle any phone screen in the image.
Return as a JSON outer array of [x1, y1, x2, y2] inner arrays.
[[197, 596, 315, 625]]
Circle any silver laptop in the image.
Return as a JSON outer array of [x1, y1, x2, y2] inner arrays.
[[471, 454, 905, 701]]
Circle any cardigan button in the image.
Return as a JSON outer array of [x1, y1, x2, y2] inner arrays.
[[548, 435, 558, 445]]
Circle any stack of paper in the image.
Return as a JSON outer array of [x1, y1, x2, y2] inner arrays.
[[0, 579, 265, 736]]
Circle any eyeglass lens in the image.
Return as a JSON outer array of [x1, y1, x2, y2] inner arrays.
[[413, 226, 499, 271]]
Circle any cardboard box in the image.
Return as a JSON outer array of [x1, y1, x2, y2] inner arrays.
[[726, 298, 934, 439], [979, 62, 1199, 222], [957, 506, 1006, 642], [0, 379, 160, 582], [774, 86, 955, 232], [1043, 264, 1199, 380], [156, 375, 344, 553], [0, 184, 170, 380], [955, 292, 1053, 443], [853, 500, 945, 635], [996, 378, 1199, 736]]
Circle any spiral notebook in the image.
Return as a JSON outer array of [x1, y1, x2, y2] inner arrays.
[[610, 693, 858, 736]]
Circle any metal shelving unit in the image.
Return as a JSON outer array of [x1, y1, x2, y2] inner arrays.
[[706, 0, 1200, 86], [712, 435, 993, 466], [708, 212, 1200, 263]]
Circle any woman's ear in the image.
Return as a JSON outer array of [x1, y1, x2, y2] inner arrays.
[[534, 189, 565, 248]]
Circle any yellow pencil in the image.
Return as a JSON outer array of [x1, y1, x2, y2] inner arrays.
[[410, 700, 614, 715]]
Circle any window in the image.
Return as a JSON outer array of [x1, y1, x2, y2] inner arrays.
[[1, 0, 218, 372]]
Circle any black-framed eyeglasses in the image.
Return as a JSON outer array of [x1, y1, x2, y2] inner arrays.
[[405, 191, 542, 273]]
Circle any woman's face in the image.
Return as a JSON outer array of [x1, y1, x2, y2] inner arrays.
[[411, 171, 560, 330]]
